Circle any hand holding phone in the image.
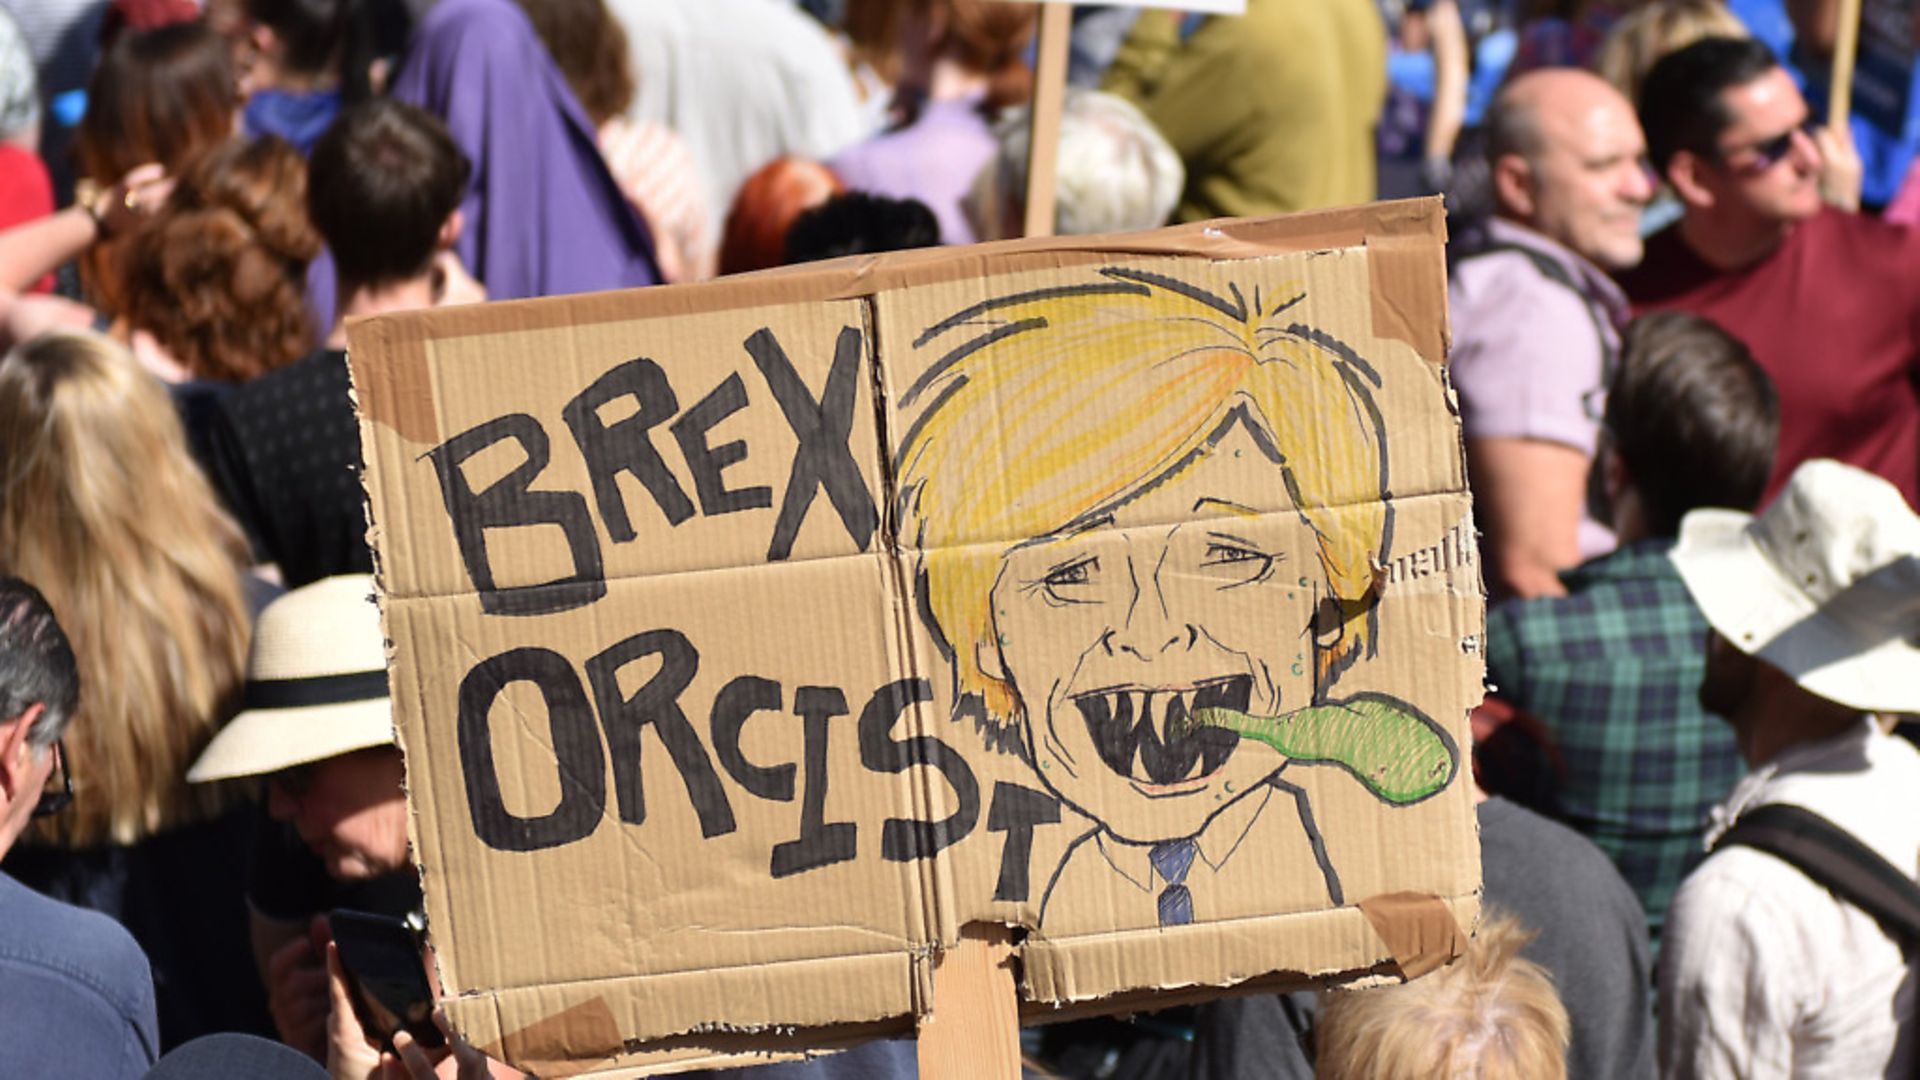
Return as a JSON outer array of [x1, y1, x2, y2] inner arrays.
[[328, 908, 446, 1053]]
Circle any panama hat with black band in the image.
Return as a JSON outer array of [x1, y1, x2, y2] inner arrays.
[[188, 574, 394, 783]]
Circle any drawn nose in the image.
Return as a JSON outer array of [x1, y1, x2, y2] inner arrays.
[[1105, 574, 1197, 659]]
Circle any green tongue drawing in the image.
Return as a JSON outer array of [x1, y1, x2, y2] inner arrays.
[[1188, 693, 1458, 804]]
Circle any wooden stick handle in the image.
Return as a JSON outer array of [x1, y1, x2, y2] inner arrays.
[[916, 923, 1021, 1080], [1023, 3, 1072, 239], [1830, 0, 1863, 131]]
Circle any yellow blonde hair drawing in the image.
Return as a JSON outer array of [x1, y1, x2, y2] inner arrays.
[[897, 268, 1391, 749]]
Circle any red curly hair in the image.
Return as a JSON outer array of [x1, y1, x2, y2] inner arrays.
[[120, 136, 321, 382]]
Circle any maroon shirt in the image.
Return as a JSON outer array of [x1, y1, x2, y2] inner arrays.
[[1616, 209, 1920, 507]]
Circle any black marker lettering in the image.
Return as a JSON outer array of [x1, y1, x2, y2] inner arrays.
[[427, 415, 605, 616], [745, 326, 878, 560], [670, 373, 773, 517], [457, 648, 606, 852], [562, 358, 695, 539], [985, 782, 1061, 902], [711, 675, 794, 801], [770, 686, 858, 878], [858, 678, 979, 861], [586, 630, 736, 839]]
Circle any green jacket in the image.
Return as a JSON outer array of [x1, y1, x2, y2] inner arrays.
[[1104, 0, 1387, 222]]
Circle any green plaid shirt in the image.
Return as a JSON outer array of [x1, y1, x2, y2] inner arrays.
[[1485, 539, 1746, 950]]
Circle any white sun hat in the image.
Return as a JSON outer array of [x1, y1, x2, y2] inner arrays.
[[188, 574, 394, 782], [1670, 459, 1920, 715]]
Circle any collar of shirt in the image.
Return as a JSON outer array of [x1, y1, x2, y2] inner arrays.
[[1092, 782, 1276, 892], [1704, 717, 1877, 846], [1486, 217, 1631, 328]]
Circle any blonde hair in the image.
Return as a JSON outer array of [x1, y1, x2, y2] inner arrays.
[[1592, 0, 1749, 108], [0, 331, 251, 846], [1316, 914, 1570, 1080], [897, 270, 1389, 749]]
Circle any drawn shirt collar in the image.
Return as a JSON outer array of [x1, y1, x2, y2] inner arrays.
[[1093, 782, 1276, 893]]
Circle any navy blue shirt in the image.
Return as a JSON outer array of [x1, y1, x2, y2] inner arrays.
[[0, 869, 158, 1076]]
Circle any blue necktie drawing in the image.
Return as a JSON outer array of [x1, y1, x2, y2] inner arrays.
[[1150, 838, 1199, 927]]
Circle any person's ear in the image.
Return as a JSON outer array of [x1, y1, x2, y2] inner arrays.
[[436, 208, 464, 253], [0, 704, 43, 804], [1665, 149, 1718, 210], [1491, 153, 1538, 220]]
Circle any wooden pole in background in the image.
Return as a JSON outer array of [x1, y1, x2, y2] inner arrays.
[[1830, 0, 1864, 131], [1023, 3, 1073, 238], [916, 923, 1021, 1080]]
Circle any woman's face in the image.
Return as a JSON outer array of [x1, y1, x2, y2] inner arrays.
[[985, 422, 1320, 844], [268, 746, 411, 880]]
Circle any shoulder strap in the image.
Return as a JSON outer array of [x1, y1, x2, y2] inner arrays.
[[1713, 802, 1920, 945], [1452, 241, 1619, 389]]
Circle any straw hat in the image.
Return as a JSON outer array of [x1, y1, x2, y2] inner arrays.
[[1671, 459, 1920, 715], [188, 574, 394, 782]]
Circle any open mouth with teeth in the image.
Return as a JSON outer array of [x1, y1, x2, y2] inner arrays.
[[1070, 676, 1254, 786]]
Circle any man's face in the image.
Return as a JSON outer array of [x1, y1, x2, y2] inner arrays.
[[1523, 91, 1654, 270], [985, 422, 1317, 844], [267, 746, 410, 881], [1701, 67, 1824, 226]]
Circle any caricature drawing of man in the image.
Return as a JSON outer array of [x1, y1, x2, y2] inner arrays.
[[896, 267, 1454, 932]]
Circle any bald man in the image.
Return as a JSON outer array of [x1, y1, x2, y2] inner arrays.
[[1451, 69, 1654, 601]]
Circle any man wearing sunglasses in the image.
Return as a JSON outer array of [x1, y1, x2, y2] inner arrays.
[[0, 577, 159, 1076], [1619, 36, 1920, 513]]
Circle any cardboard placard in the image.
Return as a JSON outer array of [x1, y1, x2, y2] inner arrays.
[[349, 199, 1482, 1077]]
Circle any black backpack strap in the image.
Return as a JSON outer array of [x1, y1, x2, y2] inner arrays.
[[1452, 241, 1619, 405], [1712, 802, 1920, 945]]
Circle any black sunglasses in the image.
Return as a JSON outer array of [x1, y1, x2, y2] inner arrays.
[[32, 739, 71, 818], [1718, 120, 1816, 174]]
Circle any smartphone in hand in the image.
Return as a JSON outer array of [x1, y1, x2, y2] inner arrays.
[[329, 908, 447, 1051]]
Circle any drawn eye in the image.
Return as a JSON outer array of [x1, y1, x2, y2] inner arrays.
[[1203, 541, 1274, 585], [1042, 557, 1099, 603]]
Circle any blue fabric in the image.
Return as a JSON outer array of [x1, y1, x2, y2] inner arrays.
[[1150, 838, 1198, 926], [6, 808, 272, 1050], [389, 0, 659, 300], [143, 1033, 327, 1079], [0, 869, 158, 1077], [242, 89, 341, 156]]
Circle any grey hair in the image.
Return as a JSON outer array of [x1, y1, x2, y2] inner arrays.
[[1485, 84, 1547, 166], [0, 577, 78, 751], [970, 89, 1184, 240]]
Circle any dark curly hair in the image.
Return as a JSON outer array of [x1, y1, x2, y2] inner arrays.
[[121, 136, 321, 382]]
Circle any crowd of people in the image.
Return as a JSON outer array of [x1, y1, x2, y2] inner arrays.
[[0, 0, 1915, 1077]]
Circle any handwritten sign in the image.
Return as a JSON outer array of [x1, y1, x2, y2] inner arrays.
[[349, 200, 1481, 1076]]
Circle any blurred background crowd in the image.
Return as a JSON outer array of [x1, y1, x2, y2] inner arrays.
[[0, 0, 1919, 1078]]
